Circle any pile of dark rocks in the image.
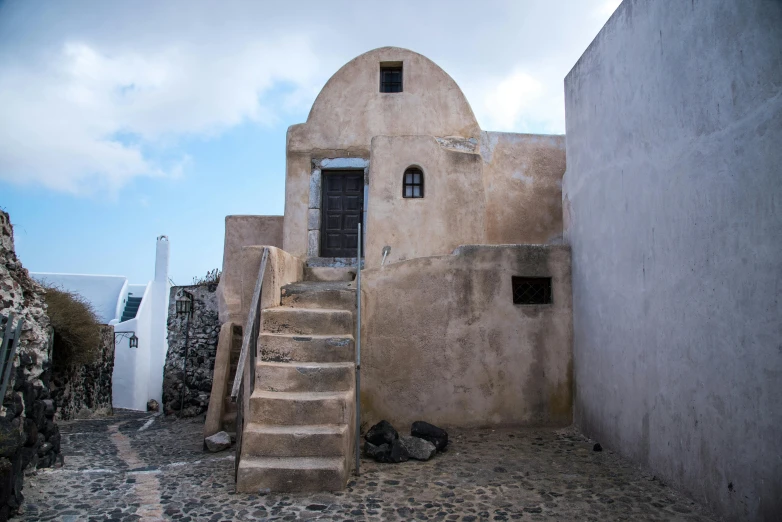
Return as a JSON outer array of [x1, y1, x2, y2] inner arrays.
[[364, 420, 448, 463]]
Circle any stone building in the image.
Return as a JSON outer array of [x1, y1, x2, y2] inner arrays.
[[210, 47, 572, 493], [209, 2, 781, 518]]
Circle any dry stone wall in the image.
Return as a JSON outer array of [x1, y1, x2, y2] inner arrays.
[[50, 325, 114, 421], [0, 211, 61, 520], [162, 284, 220, 417]]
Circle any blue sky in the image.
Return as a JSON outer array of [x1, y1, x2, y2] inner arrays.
[[0, 0, 619, 284]]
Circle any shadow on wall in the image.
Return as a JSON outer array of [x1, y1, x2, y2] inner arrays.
[[50, 325, 115, 420]]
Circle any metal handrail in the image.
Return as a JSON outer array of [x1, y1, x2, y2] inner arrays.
[[0, 313, 24, 402], [355, 224, 362, 476], [232, 247, 268, 482], [231, 247, 269, 402]]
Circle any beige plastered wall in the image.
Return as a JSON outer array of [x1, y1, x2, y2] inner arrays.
[[360, 244, 573, 428], [282, 47, 482, 258], [217, 215, 284, 323], [239, 246, 303, 322], [365, 135, 485, 266], [481, 132, 566, 245]]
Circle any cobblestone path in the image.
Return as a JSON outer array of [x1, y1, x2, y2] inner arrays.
[[20, 410, 717, 521]]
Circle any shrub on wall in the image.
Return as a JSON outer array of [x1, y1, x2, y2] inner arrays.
[[42, 286, 102, 369], [192, 268, 221, 286]]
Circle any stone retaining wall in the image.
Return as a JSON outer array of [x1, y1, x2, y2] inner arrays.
[[50, 325, 114, 421], [162, 284, 220, 417], [0, 211, 61, 520]]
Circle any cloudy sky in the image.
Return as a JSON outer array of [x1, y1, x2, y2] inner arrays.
[[0, 0, 620, 284]]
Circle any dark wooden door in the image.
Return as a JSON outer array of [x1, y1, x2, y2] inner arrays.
[[321, 171, 363, 257]]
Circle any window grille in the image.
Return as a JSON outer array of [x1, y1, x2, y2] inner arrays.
[[403, 168, 424, 198], [512, 277, 552, 305], [380, 65, 403, 93]]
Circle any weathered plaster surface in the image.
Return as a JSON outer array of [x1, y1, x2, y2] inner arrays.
[[238, 246, 304, 322], [365, 135, 485, 267], [218, 215, 283, 324], [291, 47, 481, 153], [361, 245, 572, 429], [283, 47, 481, 259], [481, 132, 565, 245], [563, 1, 782, 520]]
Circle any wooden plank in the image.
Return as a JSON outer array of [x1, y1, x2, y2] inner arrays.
[[230, 247, 268, 401]]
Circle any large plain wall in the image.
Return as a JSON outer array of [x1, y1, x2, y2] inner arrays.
[[361, 245, 572, 428], [563, 1, 782, 520]]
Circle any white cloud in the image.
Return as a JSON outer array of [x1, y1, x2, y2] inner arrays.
[[0, 0, 617, 194], [0, 33, 324, 194]]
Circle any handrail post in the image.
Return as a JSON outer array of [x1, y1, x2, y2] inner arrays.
[[355, 223, 362, 477]]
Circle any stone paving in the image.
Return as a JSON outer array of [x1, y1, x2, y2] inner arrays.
[[19, 410, 718, 521]]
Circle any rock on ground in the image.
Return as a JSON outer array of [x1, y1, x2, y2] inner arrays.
[[399, 435, 436, 461], [364, 439, 410, 463], [204, 431, 231, 452], [365, 420, 398, 447], [411, 421, 448, 451]]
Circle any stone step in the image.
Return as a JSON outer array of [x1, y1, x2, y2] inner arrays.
[[304, 267, 356, 282], [261, 307, 353, 336], [280, 281, 356, 310], [236, 456, 347, 493], [249, 390, 353, 425], [240, 423, 349, 458], [259, 333, 355, 363], [256, 361, 355, 392]]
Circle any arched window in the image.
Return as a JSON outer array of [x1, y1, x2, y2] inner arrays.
[[403, 167, 424, 198]]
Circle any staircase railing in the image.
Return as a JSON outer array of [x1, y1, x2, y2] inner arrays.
[[355, 224, 362, 476], [0, 313, 24, 402], [231, 246, 269, 480]]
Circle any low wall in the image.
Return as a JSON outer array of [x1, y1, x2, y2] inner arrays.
[[361, 244, 572, 428], [162, 284, 220, 417], [51, 325, 114, 420], [218, 215, 284, 324]]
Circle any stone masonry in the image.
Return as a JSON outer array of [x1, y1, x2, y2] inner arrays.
[[50, 325, 114, 421], [162, 284, 220, 417], [0, 211, 61, 521]]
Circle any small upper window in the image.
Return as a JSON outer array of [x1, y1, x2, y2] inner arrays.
[[403, 167, 424, 198], [380, 63, 403, 93]]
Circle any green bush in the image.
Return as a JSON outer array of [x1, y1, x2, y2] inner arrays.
[[42, 286, 102, 369]]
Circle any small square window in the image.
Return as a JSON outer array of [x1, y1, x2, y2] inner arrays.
[[380, 63, 403, 93], [512, 277, 552, 305]]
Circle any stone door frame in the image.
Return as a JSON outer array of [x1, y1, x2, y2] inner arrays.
[[308, 158, 370, 258]]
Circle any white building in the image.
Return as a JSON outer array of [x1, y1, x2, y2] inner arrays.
[[32, 236, 171, 411]]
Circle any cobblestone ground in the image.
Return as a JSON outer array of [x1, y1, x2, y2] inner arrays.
[[20, 410, 718, 521]]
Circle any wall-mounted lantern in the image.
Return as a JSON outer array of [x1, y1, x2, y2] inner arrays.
[[176, 291, 193, 316], [115, 331, 139, 349]]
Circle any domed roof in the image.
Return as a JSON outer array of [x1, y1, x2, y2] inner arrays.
[[289, 47, 481, 152]]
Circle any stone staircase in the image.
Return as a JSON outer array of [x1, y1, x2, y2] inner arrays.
[[235, 266, 357, 492]]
